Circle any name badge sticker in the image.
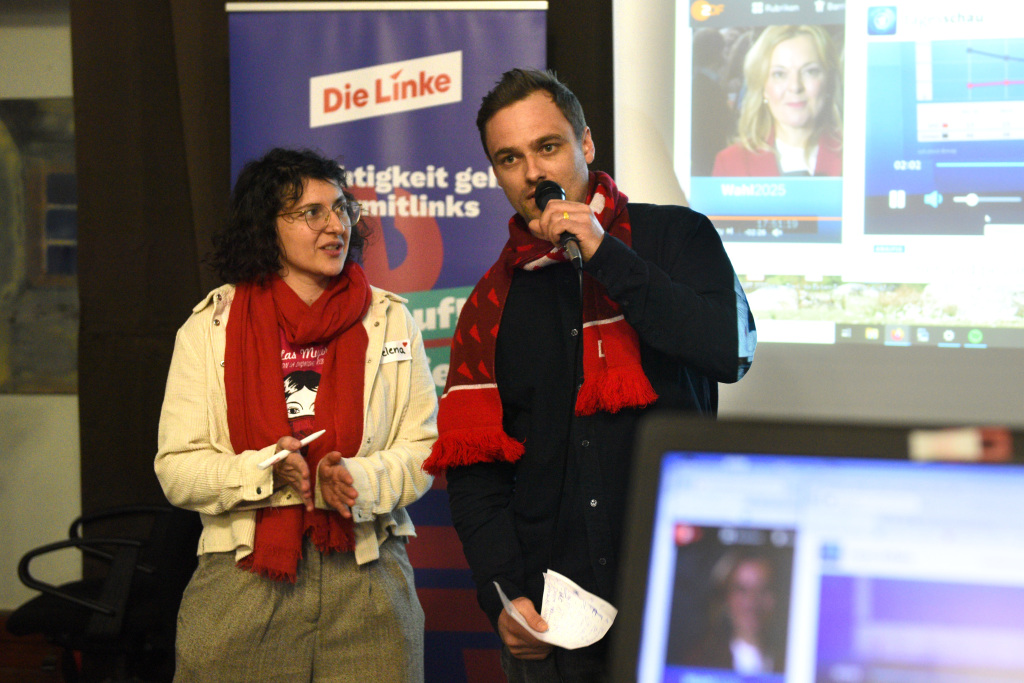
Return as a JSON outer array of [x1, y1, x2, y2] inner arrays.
[[381, 339, 411, 364]]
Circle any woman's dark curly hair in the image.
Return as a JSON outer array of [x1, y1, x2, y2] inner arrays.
[[208, 147, 370, 285]]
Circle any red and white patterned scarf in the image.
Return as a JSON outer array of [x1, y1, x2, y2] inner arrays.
[[423, 172, 657, 474]]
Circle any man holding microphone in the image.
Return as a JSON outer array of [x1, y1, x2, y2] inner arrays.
[[424, 68, 756, 681]]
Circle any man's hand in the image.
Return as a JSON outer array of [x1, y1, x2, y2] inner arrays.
[[271, 435, 312, 511], [498, 596, 553, 660], [529, 198, 605, 262], [318, 451, 358, 518]]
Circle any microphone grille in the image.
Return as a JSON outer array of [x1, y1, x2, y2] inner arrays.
[[534, 180, 565, 210]]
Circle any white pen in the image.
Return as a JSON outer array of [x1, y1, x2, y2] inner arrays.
[[257, 429, 326, 470]]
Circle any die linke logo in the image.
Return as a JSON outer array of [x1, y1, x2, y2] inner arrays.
[[310, 52, 462, 128]]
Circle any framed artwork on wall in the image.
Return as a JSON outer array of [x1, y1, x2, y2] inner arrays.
[[0, 98, 77, 394]]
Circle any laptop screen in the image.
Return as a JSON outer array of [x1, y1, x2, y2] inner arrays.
[[611, 417, 1024, 683]]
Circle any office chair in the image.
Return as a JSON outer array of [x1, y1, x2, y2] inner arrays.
[[5, 504, 202, 682]]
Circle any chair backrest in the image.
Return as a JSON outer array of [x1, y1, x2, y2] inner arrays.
[[136, 505, 203, 627], [8, 503, 203, 682]]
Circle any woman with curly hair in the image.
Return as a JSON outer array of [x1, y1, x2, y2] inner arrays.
[[155, 147, 437, 681], [713, 25, 843, 177]]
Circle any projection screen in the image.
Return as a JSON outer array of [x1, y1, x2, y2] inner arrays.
[[613, 0, 1024, 427]]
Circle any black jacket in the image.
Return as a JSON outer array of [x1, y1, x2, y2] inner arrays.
[[445, 202, 756, 659]]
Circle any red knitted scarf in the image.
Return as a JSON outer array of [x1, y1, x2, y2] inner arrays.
[[423, 172, 657, 475], [225, 263, 371, 582]]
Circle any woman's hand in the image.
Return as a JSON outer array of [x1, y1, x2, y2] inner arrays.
[[271, 436, 313, 511], [318, 452, 358, 518]]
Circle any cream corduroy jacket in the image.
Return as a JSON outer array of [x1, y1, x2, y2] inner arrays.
[[154, 283, 437, 566]]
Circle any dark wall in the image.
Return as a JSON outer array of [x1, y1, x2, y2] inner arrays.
[[548, 0, 615, 174], [72, 0, 612, 511], [72, 0, 230, 511]]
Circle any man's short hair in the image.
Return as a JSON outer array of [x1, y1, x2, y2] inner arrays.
[[476, 68, 587, 160]]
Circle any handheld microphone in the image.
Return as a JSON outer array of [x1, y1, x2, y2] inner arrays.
[[534, 180, 582, 270]]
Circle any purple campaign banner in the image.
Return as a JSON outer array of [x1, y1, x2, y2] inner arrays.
[[228, 6, 546, 293], [228, 7, 546, 682]]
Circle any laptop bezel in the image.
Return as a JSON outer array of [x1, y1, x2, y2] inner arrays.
[[609, 414, 1022, 682]]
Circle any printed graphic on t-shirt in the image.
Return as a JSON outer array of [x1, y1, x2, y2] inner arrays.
[[280, 329, 327, 437], [284, 370, 319, 419]]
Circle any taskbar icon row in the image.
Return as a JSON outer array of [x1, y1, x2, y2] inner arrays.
[[836, 324, 1024, 349]]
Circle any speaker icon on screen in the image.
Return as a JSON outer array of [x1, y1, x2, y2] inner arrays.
[[924, 191, 944, 208]]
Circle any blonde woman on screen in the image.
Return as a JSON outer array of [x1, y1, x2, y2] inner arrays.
[[712, 25, 842, 177]]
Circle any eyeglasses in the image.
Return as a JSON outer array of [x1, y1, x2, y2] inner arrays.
[[278, 200, 362, 233]]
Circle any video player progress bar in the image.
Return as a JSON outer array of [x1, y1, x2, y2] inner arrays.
[[935, 162, 1024, 167]]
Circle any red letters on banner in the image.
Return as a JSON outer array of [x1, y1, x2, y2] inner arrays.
[[323, 70, 452, 113]]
